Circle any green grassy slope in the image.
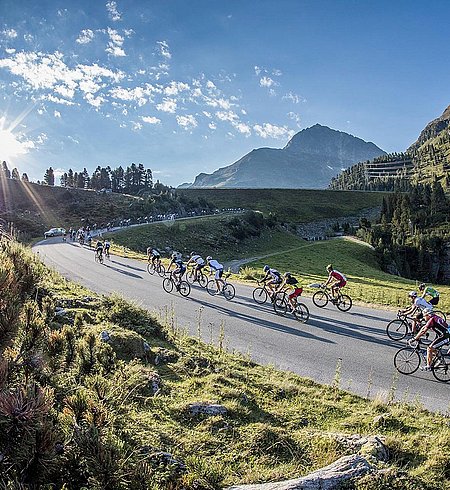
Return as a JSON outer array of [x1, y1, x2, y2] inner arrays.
[[106, 214, 306, 261], [179, 188, 387, 222], [248, 237, 450, 311]]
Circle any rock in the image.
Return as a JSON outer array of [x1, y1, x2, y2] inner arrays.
[[100, 331, 111, 342], [359, 436, 389, 463], [154, 348, 179, 365], [54, 307, 67, 316], [226, 454, 373, 489], [188, 403, 227, 416], [147, 372, 161, 395]]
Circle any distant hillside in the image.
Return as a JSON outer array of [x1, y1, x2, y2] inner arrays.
[[0, 178, 212, 240], [187, 124, 386, 189], [178, 188, 387, 223], [330, 104, 450, 191]]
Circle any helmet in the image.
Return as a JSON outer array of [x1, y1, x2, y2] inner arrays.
[[408, 291, 418, 298], [326, 264, 333, 271], [206, 256, 212, 261], [263, 265, 270, 272], [190, 251, 196, 257], [284, 272, 291, 277], [419, 283, 425, 290], [423, 308, 433, 316], [171, 252, 177, 259]]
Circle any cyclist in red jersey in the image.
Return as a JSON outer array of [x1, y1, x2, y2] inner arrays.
[[322, 264, 347, 301]]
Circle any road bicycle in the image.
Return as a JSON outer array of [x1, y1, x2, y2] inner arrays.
[[252, 280, 278, 304], [94, 250, 104, 264], [206, 272, 236, 301], [162, 271, 191, 297], [104, 248, 111, 260], [312, 285, 352, 312], [186, 266, 208, 288], [147, 258, 166, 277], [386, 311, 437, 344], [273, 290, 310, 323], [394, 340, 450, 382]]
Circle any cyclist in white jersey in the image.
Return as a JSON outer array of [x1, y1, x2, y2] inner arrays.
[[187, 252, 206, 282], [400, 290, 433, 334], [206, 256, 224, 295]]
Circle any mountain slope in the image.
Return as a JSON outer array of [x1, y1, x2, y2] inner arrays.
[[188, 124, 386, 189], [329, 104, 450, 191]]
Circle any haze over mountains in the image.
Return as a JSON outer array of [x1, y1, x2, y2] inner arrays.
[[182, 124, 386, 189]]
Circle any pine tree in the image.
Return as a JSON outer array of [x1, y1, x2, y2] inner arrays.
[[21, 173, 29, 182], [67, 168, 74, 187], [11, 168, 20, 179], [43, 167, 55, 186], [1, 161, 11, 179]]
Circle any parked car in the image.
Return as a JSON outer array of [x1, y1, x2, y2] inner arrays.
[[44, 227, 66, 238]]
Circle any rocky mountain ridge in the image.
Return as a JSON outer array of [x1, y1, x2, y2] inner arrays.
[[185, 124, 386, 189]]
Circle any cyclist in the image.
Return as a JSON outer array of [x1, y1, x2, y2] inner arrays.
[[410, 308, 450, 371], [419, 283, 440, 306], [206, 256, 224, 295], [277, 272, 303, 311], [400, 291, 433, 335], [262, 265, 282, 297], [322, 264, 347, 301], [168, 252, 186, 284], [86, 233, 92, 248], [95, 239, 104, 261], [147, 247, 162, 267], [187, 252, 206, 282], [104, 240, 111, 258]]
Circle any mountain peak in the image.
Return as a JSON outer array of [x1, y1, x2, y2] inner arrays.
[[186, 125, 385, 189]]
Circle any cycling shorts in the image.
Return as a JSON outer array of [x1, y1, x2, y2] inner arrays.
[[215, 269, 224, 280], [430, 335, 450, 349], [289, 287, 303, 300], [335, 279, 346, 288]]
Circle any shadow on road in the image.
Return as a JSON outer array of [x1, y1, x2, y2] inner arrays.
[[103, 264, 143, 279], [111, 259, 146, 272]]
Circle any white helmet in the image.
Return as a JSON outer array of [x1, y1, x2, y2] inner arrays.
[[206, 256, 212, 261], [408, 291, 417, 298]]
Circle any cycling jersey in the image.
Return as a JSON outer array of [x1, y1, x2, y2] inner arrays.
[[268, 268, 282, 282], [191, 254, 205, 265], [152, 249, 161, 257], [96, 242, 103, 250], [423, 315, 448, 336], [208, 259, 223, 271], [424, 286, 439, 298], [104, 241, 110, 249], [414, 297, 432, 310], [330, 270, 346, 282]]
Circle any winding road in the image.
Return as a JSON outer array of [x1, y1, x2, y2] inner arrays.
[[34, 238, 449, 413]]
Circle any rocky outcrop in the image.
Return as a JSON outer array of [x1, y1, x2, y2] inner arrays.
[[188, 125, 385, 189], [227, 435, 388, 490]]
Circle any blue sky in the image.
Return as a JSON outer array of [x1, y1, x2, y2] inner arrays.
[[0, 0, 449, 187]]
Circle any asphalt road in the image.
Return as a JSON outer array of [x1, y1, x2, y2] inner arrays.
[[34, 238, 449, 413]]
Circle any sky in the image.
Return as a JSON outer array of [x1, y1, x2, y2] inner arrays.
[[0, 0, 449, 187]]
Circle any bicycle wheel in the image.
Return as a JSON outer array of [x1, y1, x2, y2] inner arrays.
[[206, 279, 218, 296], [432, 352, 450, 382], [223, 284, 235, 301], [94, 254, 99, 263], [147, 263, 155, 275], [178, 280, 191, 297], [273, 293, 287, 316], [156, 263, 166, 277], [99, 254, 104, 264], [293, 302, 310, 323], [198, 273, 208, 288], [312, 290, 328, 308], [162, 277, 174, 293], [386, 319, 408, 341], [186, 270, 196, 285], [394, 347, 421, 375], [253, 287, 268, 304], [337, 294, 352, 312]]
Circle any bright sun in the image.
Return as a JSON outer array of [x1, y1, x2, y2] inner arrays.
[[0, 124, 28, 163]]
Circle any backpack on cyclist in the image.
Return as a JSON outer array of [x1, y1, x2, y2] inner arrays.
[[286, 275, 298, 285]]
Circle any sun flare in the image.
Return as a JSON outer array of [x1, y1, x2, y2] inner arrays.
[[0, 127, 28, 162]]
